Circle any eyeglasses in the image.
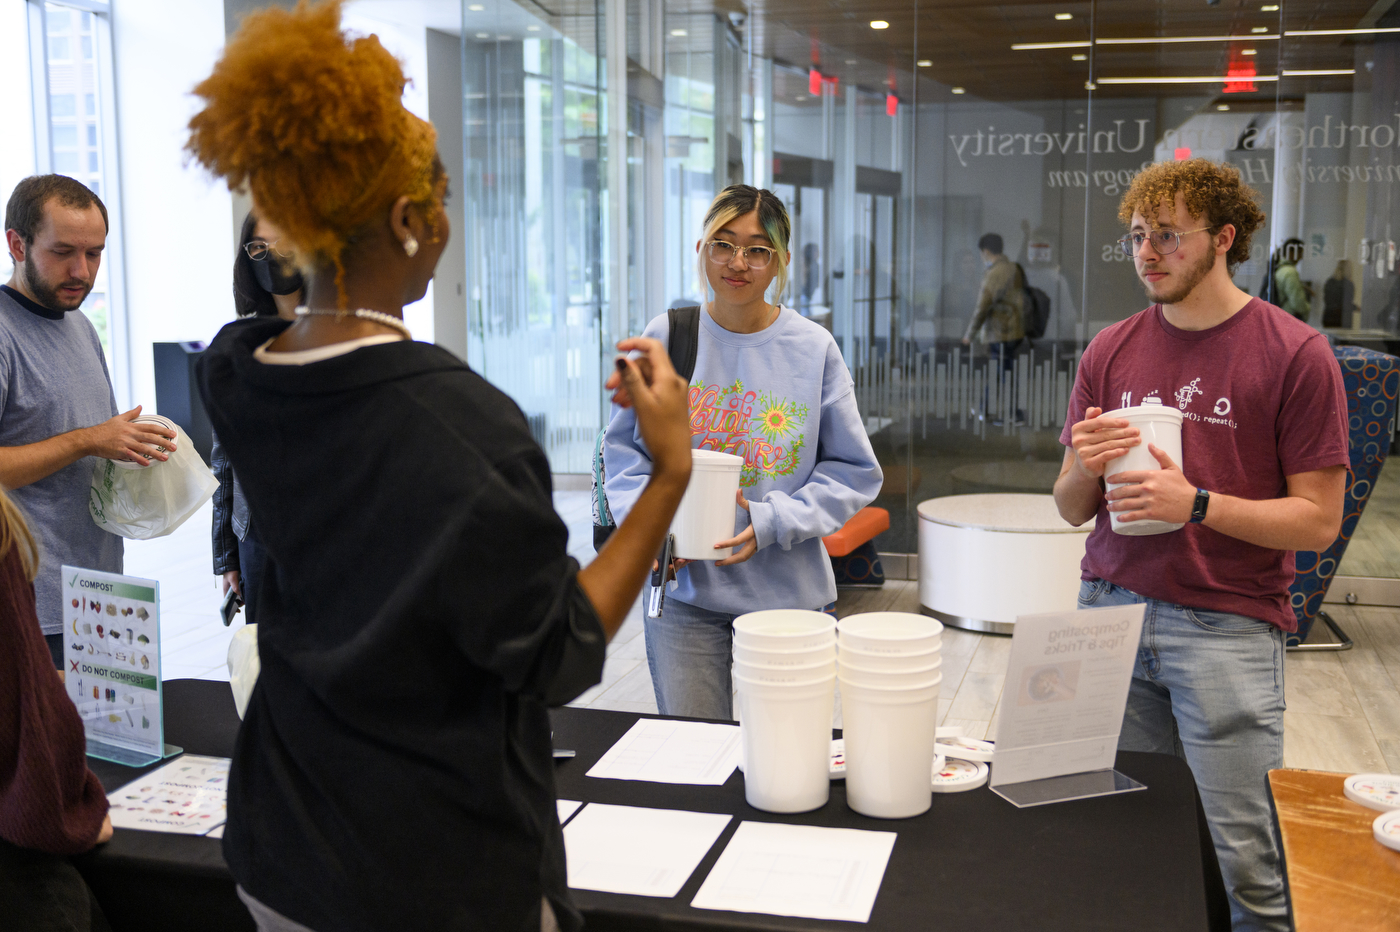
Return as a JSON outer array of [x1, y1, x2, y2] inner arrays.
[[1117, 227, 1213, 258], [244, 239, 293, 261], [706, 240, 775, 269]]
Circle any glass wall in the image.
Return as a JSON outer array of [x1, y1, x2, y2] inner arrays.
[[456, 0, 1400, 576]]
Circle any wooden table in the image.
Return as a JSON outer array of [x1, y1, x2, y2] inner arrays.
[[1268, 769, 1400, 931]]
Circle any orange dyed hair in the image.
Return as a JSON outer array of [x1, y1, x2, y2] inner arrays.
[[185, 0, 439, 306]]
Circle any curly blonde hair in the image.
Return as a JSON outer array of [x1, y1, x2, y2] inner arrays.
[[185, 0, 439, 306], [1117, 158, 1265, 270]]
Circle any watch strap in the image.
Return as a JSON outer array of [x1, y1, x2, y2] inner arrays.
[[1190, 488, 1210, 523]]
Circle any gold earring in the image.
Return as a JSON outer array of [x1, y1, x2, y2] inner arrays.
[[403, 234, 419, 258]]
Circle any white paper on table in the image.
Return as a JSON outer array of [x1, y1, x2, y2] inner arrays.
[[564, 803, 732, 898], [585, 719, 741, 785], [557, 799, 583, 824], [990, 604, 1146, 787], [106, 755, 230, 835], [691, 821, 897, 923]]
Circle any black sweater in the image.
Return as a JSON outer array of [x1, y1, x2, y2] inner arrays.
[[196, 318, 605, 932]]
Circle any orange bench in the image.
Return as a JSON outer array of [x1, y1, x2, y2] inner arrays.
[[823, 506, 890, 557]]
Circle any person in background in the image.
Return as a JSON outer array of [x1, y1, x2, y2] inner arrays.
[[0, 487, 114, 930], [962, 232, 1026, 424], [1321, 259, 1355, 329], [211, 212, 304, 623], [1055, 159, 1346, 932], [185, 3, 691, 930], [1270, 238, 1311, 322], [604, 184, 882, 721], [0, 175, 175, 665]]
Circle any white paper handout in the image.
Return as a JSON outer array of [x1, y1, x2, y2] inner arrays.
[[557, 799, 583, 824], [691, 821, 897, 923], [586, 719, 741, 785], [106, 755, 230, 835], [564, 804, 732, 898], [990, 604, 1146, 787]]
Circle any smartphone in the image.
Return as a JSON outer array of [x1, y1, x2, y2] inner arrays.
[[220, 586, 244, 626]]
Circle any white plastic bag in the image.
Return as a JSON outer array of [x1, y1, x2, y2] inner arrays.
[[88, 423, 220, 540], [227, 623, 260, 720]]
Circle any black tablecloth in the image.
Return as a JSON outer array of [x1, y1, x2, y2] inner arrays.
[[80, 679, 1230, 932]]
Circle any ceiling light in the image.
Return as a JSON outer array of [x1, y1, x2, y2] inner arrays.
[[1242, 48, 1256, 55], [951, 86, 965, 94], [1096, 74, 1280, 84], [846, 59, 858, 64], [795, 95, 807, 100], [1055, 12, 1072, 19], [670, 28, 687, 36], [1012, 41, 1092, 50], [917, 59, 932, 67], [1261, 4, 1279, 9], [1285, 27, 1400, 37], [1281, 68, 1357, 76], [1095, 34, 1278, 44], [1085, 80, 1096, 89], [475, 32, 489, 38], [870, 20, 889, 29], [1252, 26, 1269, 33], [527, 25, 540, 31], [468, 3, 484, 9], [1217, 104, 1231, 110], [1072, 53, 1087, 60]]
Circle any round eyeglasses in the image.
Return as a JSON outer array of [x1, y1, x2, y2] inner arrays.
[[1117, 227, 1212, 258], [243, 239, 293, 261], [706, 240, 775, 269]]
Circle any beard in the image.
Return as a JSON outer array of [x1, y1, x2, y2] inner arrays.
[[1139, 247, 1215, 305], [23, 252, 93, 311]]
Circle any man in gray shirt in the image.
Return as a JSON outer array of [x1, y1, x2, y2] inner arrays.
[[2, 175, 175, 665]]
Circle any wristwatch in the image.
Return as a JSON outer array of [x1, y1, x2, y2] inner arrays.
[[1190, 488, 1210, 524]]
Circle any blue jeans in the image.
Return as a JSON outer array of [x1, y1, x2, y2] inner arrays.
[[1079, 579, 1287, 932], [645, 599, 739, 721]]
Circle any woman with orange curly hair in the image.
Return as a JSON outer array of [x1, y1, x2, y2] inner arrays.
[[186, 3, 691, 931]]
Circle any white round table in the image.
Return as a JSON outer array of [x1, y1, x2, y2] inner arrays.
[[917, 493, 1090, 635]]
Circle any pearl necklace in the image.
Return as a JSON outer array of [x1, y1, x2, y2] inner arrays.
[[294, 307, 412, 340]]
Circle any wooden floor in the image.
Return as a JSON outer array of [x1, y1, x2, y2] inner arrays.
[[572, 579, 1400, 774]]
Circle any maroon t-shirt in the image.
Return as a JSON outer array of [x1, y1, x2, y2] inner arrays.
[[1060, 298, 1348, 630]]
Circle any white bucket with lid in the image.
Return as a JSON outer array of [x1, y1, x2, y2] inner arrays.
[[670, 449, 745, 559], [1102, 397, 1185, 536], [839, 676, 941, 819], [837, 613, 943, 653], [733, 672, 834, 813], [732, 610, 836, 651], [732, 641, 836, 667], [112, 415, 178, 469]]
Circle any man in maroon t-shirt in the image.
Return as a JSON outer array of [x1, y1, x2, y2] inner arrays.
[[1054, 159, 1347, 932]]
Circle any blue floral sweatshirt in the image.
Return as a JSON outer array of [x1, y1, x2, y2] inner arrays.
[[604, 306, 883, 613]]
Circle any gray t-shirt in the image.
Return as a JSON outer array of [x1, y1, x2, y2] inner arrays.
[[0, 286, 121, 635]]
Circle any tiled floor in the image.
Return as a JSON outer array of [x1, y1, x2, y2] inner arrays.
[[138, 492, 1399, 773]]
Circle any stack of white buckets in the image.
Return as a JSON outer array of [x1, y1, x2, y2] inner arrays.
[[731, 610, 943, 819]]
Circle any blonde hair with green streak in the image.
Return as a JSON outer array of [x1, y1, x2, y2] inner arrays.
[[696, 184, 791, 305]]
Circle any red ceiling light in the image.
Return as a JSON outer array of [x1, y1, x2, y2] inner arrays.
[[886, 93, 898, 116], [810, 68, 822, 95], [1174, 147, 1192, 160], [1223, 49, 1258, 93]]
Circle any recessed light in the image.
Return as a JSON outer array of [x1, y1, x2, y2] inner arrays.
[[527, 25, 541, 31], [475, 32, 489, 38], [1241, 48, 1256, 55], [1217, 104, 1231, 110], [1252, 26, 1268, 33], [1055, 12, 1073, 20], [1261, 4, 1279, 10], [1072, 53, 1087, 60], [670, 28, 687, 36], [796, 95, 807, 100], [951, 86, 965, 94], [917, 59, 932, 67], [870, 20, 889, 29], [1085, 80, 1097, 89], [468, 3, 484, 9]]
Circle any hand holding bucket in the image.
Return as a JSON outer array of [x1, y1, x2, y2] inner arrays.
[[670, 449, 745, 560]]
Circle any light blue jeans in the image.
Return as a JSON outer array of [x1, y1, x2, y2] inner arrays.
[[645, 599, 740, 720], [1079, 579, 1287, 932]]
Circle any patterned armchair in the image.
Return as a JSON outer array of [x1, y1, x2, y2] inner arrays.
[[1286, 345, 1400, 649]]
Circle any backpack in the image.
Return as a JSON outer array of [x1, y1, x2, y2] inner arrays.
[[591, 306, 701, 550], [1016, 263, 1052, 340]]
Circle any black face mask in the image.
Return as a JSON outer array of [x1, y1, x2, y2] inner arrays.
[[253, 257, 304, 296]]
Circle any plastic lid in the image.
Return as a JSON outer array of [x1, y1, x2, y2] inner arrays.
[[1102, 396, 1184, 423], [1374, 810, 1400, 852], [1343, 773, 1400, 812], [931, 757, 989, 792], [691, 448, 744, 467]]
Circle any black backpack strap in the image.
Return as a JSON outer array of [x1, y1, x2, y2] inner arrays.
[[667, 306, 702, 382]]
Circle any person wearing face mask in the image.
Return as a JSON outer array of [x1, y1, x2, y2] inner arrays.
[[603, 184, 883, 721], [210, 212, 305, 623], [1, 175, 176, 662]]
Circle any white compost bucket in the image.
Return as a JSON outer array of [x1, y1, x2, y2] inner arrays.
[[838, 641, 942, 671], [1102, 397, 1185, 536], [837, 657, 942, 687], [837, 613, 943, 653], [671, 449, 745, 559], [733, 641, 837, 667], [732, 610, 836, 651], [839, 676, 942, 819], [734, 671, 835, 814]]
